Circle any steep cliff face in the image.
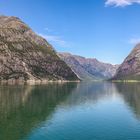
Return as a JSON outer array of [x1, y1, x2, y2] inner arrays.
[[113, 44, 140, 80], [0, 16, 78, 81], [58, 52, 119, 80]]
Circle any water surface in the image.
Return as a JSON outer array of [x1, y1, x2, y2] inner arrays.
[[0, 82, 140, 140]]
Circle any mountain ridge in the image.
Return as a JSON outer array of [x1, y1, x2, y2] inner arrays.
[[58, 52, 119, 80], [113, 43, 140, 80], [0, 15, 79, 82]]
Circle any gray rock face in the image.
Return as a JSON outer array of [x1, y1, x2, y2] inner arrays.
[[58, 52, 119, 80], [113, 44, 140, 80], [0, 16, 78, 81]]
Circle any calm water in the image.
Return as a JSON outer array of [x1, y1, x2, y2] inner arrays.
[[1, 82, 140, 140]]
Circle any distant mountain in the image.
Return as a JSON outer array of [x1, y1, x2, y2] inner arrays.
[[113, 44, 140, 80], [0, 16, 79, 82], [58, 52, 119, 80]]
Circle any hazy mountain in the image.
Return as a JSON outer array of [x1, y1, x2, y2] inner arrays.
[[0, 16, 79, 82], [113, 44, 140, 80], [58, 52, 119, 80]]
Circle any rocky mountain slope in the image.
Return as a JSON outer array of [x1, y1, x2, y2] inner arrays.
[[58, 52, 119, 80], [113, 44, 140, 80], [0, 16, 79, 82]]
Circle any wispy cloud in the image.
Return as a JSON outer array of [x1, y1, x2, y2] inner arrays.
[[39, 33, 67, 47], [44, 27, 50, 32], [44, 27, 53, 32], [129, 37, 140, 45], [105, 0, 140, 7]]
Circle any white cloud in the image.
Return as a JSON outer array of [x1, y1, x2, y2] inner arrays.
[[129, 38, 140, 45], [39, 33, 67, 47], [105, 0, 140, 7]]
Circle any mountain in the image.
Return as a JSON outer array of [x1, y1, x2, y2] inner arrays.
[[113, 44, 140, 80], [0, 16, 79, 82], [58, 52, 119, 80]]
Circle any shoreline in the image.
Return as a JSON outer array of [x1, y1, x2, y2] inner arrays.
[[111, 80, 140, 83], [0, 79, 81, 85], [1, 79, 140, 85]]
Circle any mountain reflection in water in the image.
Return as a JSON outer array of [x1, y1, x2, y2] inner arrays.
[[0, 82, 140, 140]]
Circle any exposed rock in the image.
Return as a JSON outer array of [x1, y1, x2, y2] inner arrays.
[[0, 16, 79, 81], [113, 44, 140, 80], [58, 52, 119, 80]]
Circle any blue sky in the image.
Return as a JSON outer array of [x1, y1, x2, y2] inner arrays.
[[0, 0, 140, 64]]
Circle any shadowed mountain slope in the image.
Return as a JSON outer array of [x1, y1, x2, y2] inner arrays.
[[59, 52, 119, 80]]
